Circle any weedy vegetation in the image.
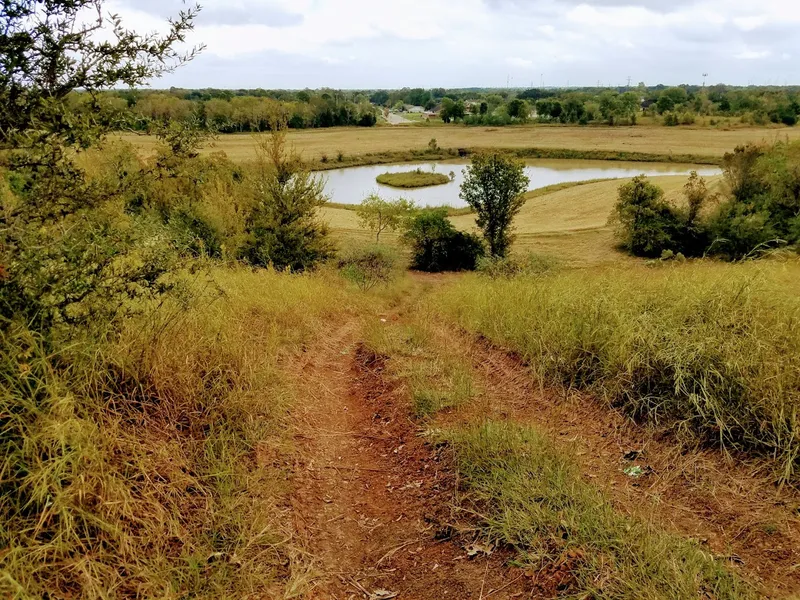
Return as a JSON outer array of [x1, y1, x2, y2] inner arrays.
[[439, 259, 800, 482], [442, 422, 753, 599]]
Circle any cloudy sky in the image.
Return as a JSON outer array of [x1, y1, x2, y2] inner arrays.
[[109, 0, 799, 89]]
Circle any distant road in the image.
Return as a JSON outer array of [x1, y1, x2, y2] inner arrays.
[[386, 112, 412, 125]]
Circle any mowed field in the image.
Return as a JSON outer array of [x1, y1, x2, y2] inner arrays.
[[118, 124, 800, 163], [323, 174, 724, 265]]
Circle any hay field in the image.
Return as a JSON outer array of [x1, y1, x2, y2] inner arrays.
[[118, 125, 799, 164]]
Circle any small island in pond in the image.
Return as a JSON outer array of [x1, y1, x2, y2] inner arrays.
[[376, 169, 451, 189]]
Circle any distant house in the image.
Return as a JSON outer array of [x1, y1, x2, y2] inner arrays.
[[641, 98, 656, 110], [424, 111, 439, 119], [406, 105, 425, 113]]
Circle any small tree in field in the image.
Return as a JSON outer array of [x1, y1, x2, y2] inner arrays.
[[459, 153, 530, 257], [239, 125, 334, 270], [611, 175, 683, 257], [356, 195, 415, 242]]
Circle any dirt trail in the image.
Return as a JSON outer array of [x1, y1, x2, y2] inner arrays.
[[288, 317, 533, 599]]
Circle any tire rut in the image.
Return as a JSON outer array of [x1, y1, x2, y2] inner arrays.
[[288, 319, 534, 599]]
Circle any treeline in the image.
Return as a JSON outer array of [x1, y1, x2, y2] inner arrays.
[[76, 84, 800, 133], [78, 88, 379, 132], [383, 85, 800, 127]]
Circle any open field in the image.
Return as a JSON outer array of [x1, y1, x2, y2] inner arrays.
[[324, 174, 724, 265], [118, 124, 800, 165]]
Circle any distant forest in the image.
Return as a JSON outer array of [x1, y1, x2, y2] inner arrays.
[[79, 84, 800, 132]]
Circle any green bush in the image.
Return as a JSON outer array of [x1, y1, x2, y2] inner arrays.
[[612, 172, 713, 259], [238, 129, 334, 271], [708, 142, 800, 258], [338, 245, 397, 290], [402, 209, 485, 272], [170, 208, 223, 258], [611, 176, 685, 257]]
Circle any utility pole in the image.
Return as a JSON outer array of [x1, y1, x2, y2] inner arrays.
[[702, 73, 708, 88], [627, 75, 632, 89], [540, 74, 544, 88]]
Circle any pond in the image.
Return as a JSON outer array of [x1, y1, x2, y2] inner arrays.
[[321, 159, 720, 208]]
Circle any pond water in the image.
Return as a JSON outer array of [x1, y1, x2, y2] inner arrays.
[[321, 159, 720, 208]]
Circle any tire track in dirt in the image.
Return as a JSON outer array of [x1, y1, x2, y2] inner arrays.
[[431, 323, 800, 599], [288, 318, 535, 599]]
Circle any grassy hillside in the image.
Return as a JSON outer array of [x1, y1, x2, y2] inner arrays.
[[437, 258, 800, 482], [1, 267, 355, 597]]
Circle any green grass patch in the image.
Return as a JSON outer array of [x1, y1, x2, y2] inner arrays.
[[442, 421, 753, 599], [439, 259, 800, 482], [376, 169, 451, 189]]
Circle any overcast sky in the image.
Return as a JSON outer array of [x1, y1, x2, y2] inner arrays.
[[109, 0, 800, 89]]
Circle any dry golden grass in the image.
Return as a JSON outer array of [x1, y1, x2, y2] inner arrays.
[[118, 125, 799, 164]]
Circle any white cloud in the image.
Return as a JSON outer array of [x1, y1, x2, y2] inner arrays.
[[108, 0, 800, 87], [735, 50, 771, 60], [507, 57, 534, 69]]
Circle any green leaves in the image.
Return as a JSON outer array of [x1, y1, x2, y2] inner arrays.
[[459, 153, 529, 258]]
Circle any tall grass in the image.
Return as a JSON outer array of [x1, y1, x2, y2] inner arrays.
[[439, 259, 800, 481], [444, 422, 753, 599], [0, 267, 350, 598]]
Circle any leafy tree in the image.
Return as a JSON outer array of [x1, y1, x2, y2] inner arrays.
[[459, 153, 530, 257], [611, 176, 683, 257], [599, 92, 620, 124], [238, 127, 334, 270], [618, 92, 640, 123], [402, 209, 484, 272], [657, 95, 675, 114], [370, 90, 390, 106], [440, 97, 466, 123], [0, 0, 202, 333], [440, 98, 454, 123], [479, 101, 489, 115], [356, 195, 416, 242], [507, 98, 528, 120]]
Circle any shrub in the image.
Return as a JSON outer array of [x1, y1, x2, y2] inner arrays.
[[402, 209, 484, 272], [611, 176, 684, 257], [238, 128, 334, 271], [338, 245, 397, 290], [170, 207, 223, 258], [708, 142, 800, 258]]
